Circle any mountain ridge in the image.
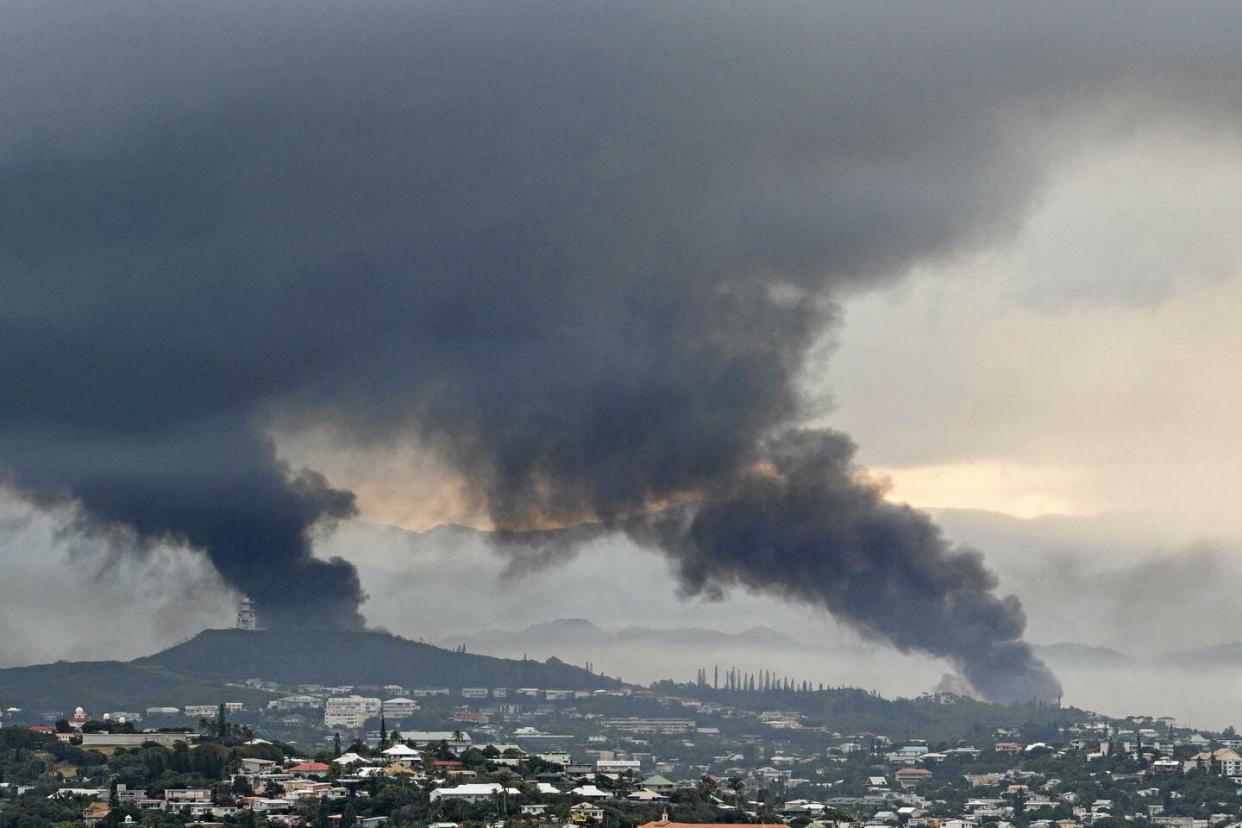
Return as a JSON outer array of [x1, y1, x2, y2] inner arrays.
[[439, 617, 812, 654], [0, 627, 618, 714]]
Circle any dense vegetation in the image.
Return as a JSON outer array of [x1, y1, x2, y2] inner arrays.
[[650, 681, 1087, 743], [0, 661, 271, 714]]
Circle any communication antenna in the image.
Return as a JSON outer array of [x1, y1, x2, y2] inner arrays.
[[236, 595, 258, 630]]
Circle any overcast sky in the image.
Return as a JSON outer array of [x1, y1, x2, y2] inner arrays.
[[5, 2, 1242, 713], [275, 111, 1242, 541], [824, 122, 1242, 535]]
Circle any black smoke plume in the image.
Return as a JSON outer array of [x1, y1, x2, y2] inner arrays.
[[4, 1, 1241, 693], [627, 430, 1059, 703]]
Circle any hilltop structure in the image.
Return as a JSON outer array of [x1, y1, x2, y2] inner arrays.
[[236, 597, 258, 631]]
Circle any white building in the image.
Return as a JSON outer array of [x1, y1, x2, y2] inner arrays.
[[239, 758, 278, 774], [401, 731, 472, 752], [165, 789, 213, 804], [269, 695, 320, 711], [461, 688, 489, 699], [596, 759, 642, 773], [184, 705, 220, 719], [382, 698, 420, 719], [381, 744, 421, 760], [429, 783, 519, 803], [81, 733, 192, 748], [324, 696, 381, 729], [246, 798, 292, 813]]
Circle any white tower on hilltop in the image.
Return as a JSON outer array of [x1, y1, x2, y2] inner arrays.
[[236, 596, 258, 630]]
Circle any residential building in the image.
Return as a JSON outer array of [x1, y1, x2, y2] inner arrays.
[[571, 802, 605, 821], [83, 803, 112, 827], [399, 731, 473, 752], [429, 783, 518, 803], [381, 698, 420, 719], [596, 718, 696, 734], [165, 789, 213, 804], [895, 768, 934, 789], [184, 706, 220, 719], [324, 696, 381, 729], [82, 732, 193, 748], [596, 759, 642, 773], [269, 696, 320, 711], [288, 763, 331, 779]]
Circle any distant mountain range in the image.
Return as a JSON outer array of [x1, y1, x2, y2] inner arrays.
[[439, 618, 811, 655], [1034, 642, 1136, 669], [1036, 640, 1242, 672], [0, 627, 617, 714], [1149, 641, 1242, 671]]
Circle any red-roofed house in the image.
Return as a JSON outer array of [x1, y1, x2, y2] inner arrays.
[[288, 762, 331, 779], [432, 760, 463, 768]]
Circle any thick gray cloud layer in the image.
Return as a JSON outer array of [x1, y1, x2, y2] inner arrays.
[[4, 2, 1242, 692]]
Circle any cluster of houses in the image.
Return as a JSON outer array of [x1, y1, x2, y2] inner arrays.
[[23, 678, 1242, 828], [48, 730, 696, 828], [264, 686, 659, 731], [58, 757, 362, 827], [48, 717, 1242, 828]]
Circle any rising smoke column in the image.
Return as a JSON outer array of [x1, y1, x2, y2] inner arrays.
[[0, 415, 363, 629], [3, 3, 1242, 686]]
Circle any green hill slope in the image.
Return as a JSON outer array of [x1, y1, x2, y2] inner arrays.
[[0, 628, 618, 715], [137, 627, 617, 690], [0, 659, 271, 714]]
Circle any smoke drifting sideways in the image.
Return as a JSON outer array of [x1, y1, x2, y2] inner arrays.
[[4, 3, 1242, 693], [627, 431, 1060, 704]]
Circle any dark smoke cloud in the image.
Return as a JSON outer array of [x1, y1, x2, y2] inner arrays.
[[3, 2, 1242, 692], [628, 430, 1060, 703], [0, 416, 362, 628]]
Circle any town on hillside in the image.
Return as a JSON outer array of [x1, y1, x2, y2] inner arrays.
[[3, 672, 1242, 828]]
